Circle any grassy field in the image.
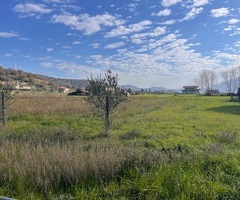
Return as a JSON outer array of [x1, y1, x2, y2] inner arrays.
[[0, 93, 240, 199]]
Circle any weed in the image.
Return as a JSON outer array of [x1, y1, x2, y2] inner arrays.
[[119, 129, 141, 140], [216, 131, 238, 143]]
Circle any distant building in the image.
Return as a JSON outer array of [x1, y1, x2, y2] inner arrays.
[[182, 86, 200, 94], [58, 86, 70, 93]]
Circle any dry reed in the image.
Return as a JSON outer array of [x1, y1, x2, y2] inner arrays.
[[11, 94, 91, 116], [0, 139, 168, 195]]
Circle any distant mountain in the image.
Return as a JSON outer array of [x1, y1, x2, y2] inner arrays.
[[121, 85, 177, 93], [214, 82, 227, 93], [121, 85, 141, 91], [149, 87, 166, 92]]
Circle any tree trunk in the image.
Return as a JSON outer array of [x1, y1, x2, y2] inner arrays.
[[230, 93, 234, 101], [1, 91, 6, 126], [105, 95, 110, 136]]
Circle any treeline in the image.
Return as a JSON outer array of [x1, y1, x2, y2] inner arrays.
[[195, 66, 240, 94]]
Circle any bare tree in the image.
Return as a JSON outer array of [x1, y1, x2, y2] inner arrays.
[[0, 83, 15, 126], [222, 67, 238, 100], [86, 70, 127, 136], [194, 69, 217, 93], [194, 71, 204, 91], [237, 65, 240, 88], [238, 66, 240, 102]]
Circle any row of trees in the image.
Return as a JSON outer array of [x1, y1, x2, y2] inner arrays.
[[194, 66, 240, 96]]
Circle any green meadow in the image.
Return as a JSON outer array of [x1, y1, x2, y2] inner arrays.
[[0, 93, 240, 199]]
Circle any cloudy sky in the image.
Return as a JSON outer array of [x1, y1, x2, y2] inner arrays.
[[1, 0, 240, 88]]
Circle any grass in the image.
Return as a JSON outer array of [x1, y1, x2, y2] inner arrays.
[[0, 93, 240, 199]]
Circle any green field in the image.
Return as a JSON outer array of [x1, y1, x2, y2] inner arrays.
[[0, 93, 240, 199]]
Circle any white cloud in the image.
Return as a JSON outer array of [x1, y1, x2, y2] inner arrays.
[[19, 37, 30, 41], [214, 52, 240, 66], [4, 0, 238, 88], [36, 30, 232, 88], [235, 41, 240, 47], [67, 33, 77, 36], [161, 0, 182, 7], [41, 62, 54, 68], [4, 53, 12, 57], [224, 26, 234, 31], [160, 20, 177, 25], [73, 54, 82, 59], [193, 0, 209, 7], [0, 32, 19, 38], [182, 7, 203, 21], [89, 43, 101, 49], [87, 33, 224, 88], [152, 9, 171, 16], [105, 20, 152, 38], [150, 27, 167, 36], [230, 28, 240, 36], [43, 0, 72, 3], [211, 7, 229, 18], [51, 13, 124, 35], [131, 27, 166, 43], [127, 3, 138, 12], [14, 3, 52, 17], [63, 46, 71, 49], [228, 19, 240, 24], [72, 41, 81, 45], [46, 48, 54, 52], [105, 42, 125, 49]]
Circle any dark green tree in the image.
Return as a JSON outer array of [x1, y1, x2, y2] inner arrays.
[[86, 70, 127, 136]]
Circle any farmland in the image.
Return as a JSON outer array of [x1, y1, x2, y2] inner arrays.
[[0, 93, 240, 199]]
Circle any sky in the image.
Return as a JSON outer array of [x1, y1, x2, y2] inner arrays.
[[0, 0, 240, 88]]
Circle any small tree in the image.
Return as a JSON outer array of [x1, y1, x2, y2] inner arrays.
[[0, 83, 15, 126], [86, 70, 127, 136]]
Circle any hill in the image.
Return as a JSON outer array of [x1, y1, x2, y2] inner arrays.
[[53, 78, 89, 89], [0, 66, 89, 90]]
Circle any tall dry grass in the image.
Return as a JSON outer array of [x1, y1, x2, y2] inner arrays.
[[11, 94, 91, 116], [0, 138, 170, 196]]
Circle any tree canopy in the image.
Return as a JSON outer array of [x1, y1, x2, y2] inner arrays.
[[86, 70, 127, 136]]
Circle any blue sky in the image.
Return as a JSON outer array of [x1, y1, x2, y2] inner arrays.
[[0, 0, 240, 88]]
